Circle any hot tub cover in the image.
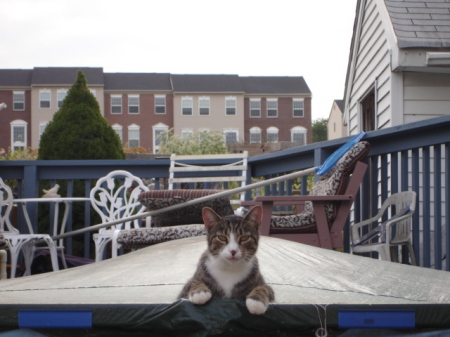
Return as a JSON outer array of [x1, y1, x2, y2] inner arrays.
[[1, 236, 450, 336]]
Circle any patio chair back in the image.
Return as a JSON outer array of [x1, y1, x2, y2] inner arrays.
[[169, 152, 248, 208], [90, 170, 149, 261], [351, 191, 417, 265]]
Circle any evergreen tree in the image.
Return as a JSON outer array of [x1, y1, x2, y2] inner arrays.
[[38, 71, 124, 160]]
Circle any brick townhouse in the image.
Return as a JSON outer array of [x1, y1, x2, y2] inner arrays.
[[0, 67, 312, 154]]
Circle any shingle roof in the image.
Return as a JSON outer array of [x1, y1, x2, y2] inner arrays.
[[31, 67, 104, 85], [104, 73, 172, 91], [240, 76, 311, 94], [385, 0, 450, 48], [171, 74, 244, 93], [0, 69, 33, 87]]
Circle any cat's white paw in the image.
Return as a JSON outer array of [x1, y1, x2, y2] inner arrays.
[[189, 290, 212, 305], [246, 298, 268, 315]]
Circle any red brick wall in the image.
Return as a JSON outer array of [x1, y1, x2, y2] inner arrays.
[[0, 90, 32, 151], [244, 96, 312, 144], [103, 93, 174, 152]]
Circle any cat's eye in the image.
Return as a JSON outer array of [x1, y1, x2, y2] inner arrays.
[[217, 235, 228, 242], [240, 235, 250, 242]]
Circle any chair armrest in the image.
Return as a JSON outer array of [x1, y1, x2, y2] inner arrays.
[[254, 195, 354, 202]]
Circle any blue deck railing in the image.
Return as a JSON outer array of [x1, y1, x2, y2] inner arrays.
[[1, 115, 449, 270]]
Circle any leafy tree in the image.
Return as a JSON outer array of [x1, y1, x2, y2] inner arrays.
[[38, 71, 124, 160], [312, 118, 328, 143], [158, 129, 228, 155]]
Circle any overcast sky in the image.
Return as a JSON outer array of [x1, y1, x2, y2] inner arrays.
[[1, 0, 357, 120]]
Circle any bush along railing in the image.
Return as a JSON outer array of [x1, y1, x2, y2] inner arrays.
[[0, 115, 449, 270]]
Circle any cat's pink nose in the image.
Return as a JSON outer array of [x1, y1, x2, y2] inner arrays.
[[230, 250, 237, 256]]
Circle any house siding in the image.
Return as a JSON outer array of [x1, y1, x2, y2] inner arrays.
[[403, 72, 450, 124], [348, 0, 393, 134]]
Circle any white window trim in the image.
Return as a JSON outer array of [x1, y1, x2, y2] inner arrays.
[[13, 91, 25, 111], [128, 94, 140, 114], [10, 119, 27, 152], [290, 126, 307, 145], [267, 98, 278, 118], [57, 89, 68, 108], [181, 129, 194, 138], [39, 122, 49, 140], [267, 126, 279, 143], [250, 98, 261, 118], [293, 98, 305, 118], [224, 128, 239, 145], [128, 124, 140, 148], [225, 96, 237, 116], [152, 122, 169, 152], [112, 123, 123, 143], [155, 95, 166, 114], [39, 89, 51, 109], [111, 95, 122, 114], [199, 96, 210, 116], [182, 96, 193, 116], [249, 127, 262, 144]]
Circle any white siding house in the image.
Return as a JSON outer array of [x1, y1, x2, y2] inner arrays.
[[344, 0, 450, 134]]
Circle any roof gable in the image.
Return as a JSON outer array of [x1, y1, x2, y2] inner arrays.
[[31, 67, 104, 86]]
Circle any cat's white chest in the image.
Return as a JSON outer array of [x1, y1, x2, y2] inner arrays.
[[205, 257, 252, 298]]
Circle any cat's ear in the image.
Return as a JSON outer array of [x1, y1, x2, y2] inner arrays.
[[243, 206, 262, 229], [202, 207, 222, 230]]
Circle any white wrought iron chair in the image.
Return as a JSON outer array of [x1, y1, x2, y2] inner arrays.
[[351, 191, 417, 265], [90, 170, 150, 262], [0, 177, 59, 278]]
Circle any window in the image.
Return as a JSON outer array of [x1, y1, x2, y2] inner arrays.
[[155, 95, 166, 114], [13, 92, 25, 111], [128, 124, 140, 148], [250, 127, 261, 144], [112, 124, 123, 143], [128, 95, 139, 114], [267, 99, 278, 117], [39, 90, 51, 108], [224, 129, 238, 145], [181, 129, 193, 138], [111, 95, 122, 114], [199, 97, 210, 115], [361, 88, 375, 131], [182, 97, 193, 115], [250, 99, 261, 117], [267, 127, 279, 143], [57, 90, 67, 108], [293, 99, 304, 117], [39, 122, 48, 139], [152, 123, 168, 152], [226, 97, 236, 115], [291, 126, 307, 145], [10, 120, 27, 152]]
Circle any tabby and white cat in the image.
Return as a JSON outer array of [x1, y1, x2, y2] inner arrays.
[[178, 206, 274, 315]]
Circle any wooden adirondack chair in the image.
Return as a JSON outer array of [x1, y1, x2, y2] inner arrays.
[[243, 141, 370, 250]]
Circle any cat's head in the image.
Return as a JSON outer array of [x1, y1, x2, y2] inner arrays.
[[202, 206, 262, 264]]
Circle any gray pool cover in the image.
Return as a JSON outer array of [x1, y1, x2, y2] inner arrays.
[[1, 236, 450, 336]]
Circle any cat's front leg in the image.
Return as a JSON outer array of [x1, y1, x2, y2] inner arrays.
[[188, 280, 212, 305], [246, 285, 274, 315]]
